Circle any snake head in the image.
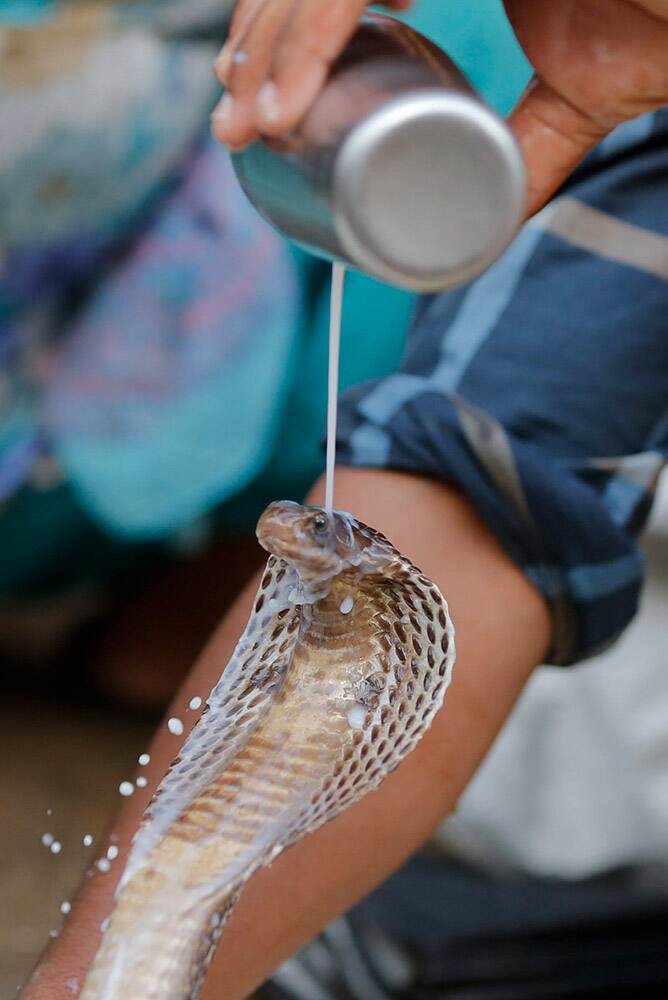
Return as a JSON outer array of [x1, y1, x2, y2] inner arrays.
[[256, 501, 362, 578]]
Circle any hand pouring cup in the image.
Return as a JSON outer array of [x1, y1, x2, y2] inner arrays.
[[231, 13, 526, 293]]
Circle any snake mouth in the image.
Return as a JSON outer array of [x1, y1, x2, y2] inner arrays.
[[256, 501, 301, 553], [258, 532, 333, 573]]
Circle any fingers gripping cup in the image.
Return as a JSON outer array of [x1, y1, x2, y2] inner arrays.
[[231, 14, 526, 293]]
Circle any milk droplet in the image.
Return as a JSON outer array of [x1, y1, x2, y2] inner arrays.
[[82, 834, 93, 847], [96, 858, 111, 873], [347, 705, 366, 730], [118, 781, 134, 797], [136, 776, 148, 788], [100, 916, 110, 933], [339, 595, 354, 615], [189, 696, 202, 711], [138, 753, 150, 767], [66, 977, 79, 994], [42, 833, 54, 848], [167, 717, 184, 736], [60, 901, 71, 915], [46, 808, 53, 816], [106, 845, 119, 861], [50, 841, 62, 855], [49, 929, 59, 938]]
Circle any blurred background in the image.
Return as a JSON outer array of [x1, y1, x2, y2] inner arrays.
[[2, 2, 668, 997]]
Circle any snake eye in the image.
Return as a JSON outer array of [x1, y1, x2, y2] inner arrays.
[[312, 513, 329, 534]]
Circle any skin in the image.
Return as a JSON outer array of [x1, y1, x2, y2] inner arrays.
[[211, 0, 668, 216], [22, 469, 550, 999]]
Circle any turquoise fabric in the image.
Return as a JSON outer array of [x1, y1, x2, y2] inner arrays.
[[396, 1, 532, 115], [0, 1, 55, 24]]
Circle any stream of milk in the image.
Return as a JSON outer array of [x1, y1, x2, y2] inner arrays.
[[325, 262, 346, 513]]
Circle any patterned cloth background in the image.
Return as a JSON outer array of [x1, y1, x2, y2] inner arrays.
[[0, 0, 301, 535]]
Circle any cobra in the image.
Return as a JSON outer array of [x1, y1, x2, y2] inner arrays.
[[81, 501, 456, 999]]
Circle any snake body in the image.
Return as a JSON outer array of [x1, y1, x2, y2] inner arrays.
[[81, 501, 455, 999]]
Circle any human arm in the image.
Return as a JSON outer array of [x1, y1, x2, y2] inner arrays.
[[21, 467, 550, 999], [211, 0, 668, 216]]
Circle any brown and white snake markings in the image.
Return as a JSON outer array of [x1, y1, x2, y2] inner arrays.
[[81, 501, 455, 999]]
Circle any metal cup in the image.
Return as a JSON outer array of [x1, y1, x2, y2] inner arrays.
[[232, 13, 526, 292]]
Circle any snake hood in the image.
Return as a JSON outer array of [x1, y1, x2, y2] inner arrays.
[[81, 502, 456, 1000]]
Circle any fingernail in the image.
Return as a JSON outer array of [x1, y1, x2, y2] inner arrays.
[[257, 81, 280, 125], [215, 42, 232, 80], [211, 92, 234, 126], [215, 42, 248, 82]]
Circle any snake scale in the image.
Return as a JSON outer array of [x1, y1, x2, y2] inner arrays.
[[80, 501, 456, 999]]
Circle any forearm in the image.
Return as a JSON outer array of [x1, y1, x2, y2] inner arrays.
[[23, 468, 550, 1000]]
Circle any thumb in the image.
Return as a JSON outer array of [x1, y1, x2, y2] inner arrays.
[[509, 77, 611, 218]]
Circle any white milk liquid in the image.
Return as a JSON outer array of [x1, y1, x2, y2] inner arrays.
[[325, 262, 346, 512]]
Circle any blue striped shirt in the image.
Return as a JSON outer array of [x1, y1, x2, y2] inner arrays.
[[338, 109, 668, 665]]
